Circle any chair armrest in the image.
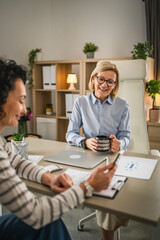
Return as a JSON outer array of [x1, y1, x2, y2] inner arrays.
[[151, 149, 160, 156]]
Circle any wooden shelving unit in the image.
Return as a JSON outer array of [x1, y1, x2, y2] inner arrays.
[[147, 121, 160, 150], [32, 60, 82, 142], [32, 57, 155, 142]]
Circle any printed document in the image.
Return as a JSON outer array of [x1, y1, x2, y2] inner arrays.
[[115, 155, 158, 180]]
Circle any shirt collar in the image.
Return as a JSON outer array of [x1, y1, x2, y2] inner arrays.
[[90, 92, 113, 105]]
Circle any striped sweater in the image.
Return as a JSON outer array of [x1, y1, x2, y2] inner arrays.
[[0, 136, 84, 229]]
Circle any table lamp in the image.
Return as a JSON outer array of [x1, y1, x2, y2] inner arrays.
[[67, 73, 77, 90]]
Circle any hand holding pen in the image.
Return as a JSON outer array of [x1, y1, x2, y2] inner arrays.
[[109, 153, 121, 171]]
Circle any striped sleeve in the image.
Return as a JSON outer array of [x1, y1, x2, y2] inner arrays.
[[0, 136, 85, 229], [4, 140, 47, 183]]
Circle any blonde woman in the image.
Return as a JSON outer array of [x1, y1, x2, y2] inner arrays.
[[66, 61, 130, 240]]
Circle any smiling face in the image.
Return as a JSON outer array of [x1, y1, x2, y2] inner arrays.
[[92, 70, 117, 103], [0, 78, 26, 131]]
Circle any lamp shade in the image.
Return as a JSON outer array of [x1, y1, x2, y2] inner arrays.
[[67, 73, 77, 84], [67, 73, 77, 90]]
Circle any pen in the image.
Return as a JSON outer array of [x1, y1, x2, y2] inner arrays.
[[109, 153, 121, 171]]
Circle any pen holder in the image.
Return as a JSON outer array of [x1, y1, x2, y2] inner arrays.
[[95, 135, 111, 152], [11, 140, 28, 159]]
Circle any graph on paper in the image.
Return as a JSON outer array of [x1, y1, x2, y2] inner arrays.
[[115, 155, 158, 180]]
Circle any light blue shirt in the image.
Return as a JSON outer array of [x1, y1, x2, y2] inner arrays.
[[66, 92, 131, 150]]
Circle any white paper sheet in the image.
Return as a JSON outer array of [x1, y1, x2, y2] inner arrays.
[[115, 156, 158, 180], [28, 155, 44, 164], [65, 168, 127, 198]]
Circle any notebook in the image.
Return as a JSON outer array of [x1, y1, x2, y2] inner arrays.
[[44, 150, 108, 169]]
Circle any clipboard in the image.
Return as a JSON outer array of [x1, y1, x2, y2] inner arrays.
[[93, 175, 128, 199], [64, 169, 128, 199]]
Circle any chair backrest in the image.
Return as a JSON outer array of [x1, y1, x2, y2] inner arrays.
[[99, 59, 151, 154], [117, 79, 150, 154]]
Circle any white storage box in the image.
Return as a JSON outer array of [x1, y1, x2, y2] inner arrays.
[[36, 117, 56, 140]]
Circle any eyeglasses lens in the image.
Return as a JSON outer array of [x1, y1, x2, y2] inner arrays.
[[97, 77, 115, 87]]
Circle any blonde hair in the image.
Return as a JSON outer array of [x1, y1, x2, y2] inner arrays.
[[88, 61, 120, 97]]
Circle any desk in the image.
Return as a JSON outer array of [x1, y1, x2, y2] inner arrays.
[[23, 137, 160, 228]]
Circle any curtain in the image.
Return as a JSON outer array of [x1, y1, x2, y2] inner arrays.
[[144, 0, 160, 80]]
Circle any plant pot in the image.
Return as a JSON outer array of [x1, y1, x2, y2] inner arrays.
[[149, 109, 160, 122], [86, 52, 94, 59], [36, 52, 43, 61]]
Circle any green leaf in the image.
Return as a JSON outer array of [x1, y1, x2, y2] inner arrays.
[[13, 133, 25, 141], [27, 48, 42, 89], [145, 80, 160, 109], [131, 41, 153, 60], [83, 42, 98, 53]]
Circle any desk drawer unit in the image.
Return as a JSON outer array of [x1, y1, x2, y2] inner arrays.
[[147, 122, 160, 150]]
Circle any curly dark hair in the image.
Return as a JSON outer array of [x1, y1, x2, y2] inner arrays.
[[0, 59, 27, 120]]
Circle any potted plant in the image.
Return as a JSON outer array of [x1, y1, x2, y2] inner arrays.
[[46, 103, 53, 115], [13, 133, 25, 141], [27, 48, 41, 89], [131, 41, 153, 60], [146, 79, 160, 122], [83, 42, 98, 59]]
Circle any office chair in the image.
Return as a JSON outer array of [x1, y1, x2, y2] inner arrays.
[[78, 59, 159, 238], [117, 78, 159, 156]]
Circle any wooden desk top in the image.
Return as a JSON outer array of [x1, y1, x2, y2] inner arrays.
[[22, 137, 160, 226]]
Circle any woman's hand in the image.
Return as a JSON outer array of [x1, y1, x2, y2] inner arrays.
[[87, 163, 117, 192], [85, 138, 98, 152], [41, 172, 73, 193], [109, 134, 121, 153]]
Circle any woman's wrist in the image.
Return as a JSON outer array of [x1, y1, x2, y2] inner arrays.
[[80, 182, 86, 195], [81, 139, 87, 149], [41, 172, 56, 187], [80, 180, 94, 198]]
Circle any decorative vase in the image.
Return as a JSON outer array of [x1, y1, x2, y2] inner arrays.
[[18, 121, 28, 136], [86, 52, 94, 59]]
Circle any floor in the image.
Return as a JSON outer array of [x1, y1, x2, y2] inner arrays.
[[2, 204, 159, 240], [62, 207, 154, 240]]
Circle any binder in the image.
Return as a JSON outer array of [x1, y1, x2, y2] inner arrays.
[[50, 65, 56, 89], [42, 66, 50, 89], [65, 94, 80, 117], [65, 94, 73, 118], [42, 65, 57, 89]]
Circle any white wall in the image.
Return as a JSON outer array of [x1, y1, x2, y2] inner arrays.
[[0, 0, 146, 136]]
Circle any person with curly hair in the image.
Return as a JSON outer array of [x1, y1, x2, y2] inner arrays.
[[0, 58, 117, 240]]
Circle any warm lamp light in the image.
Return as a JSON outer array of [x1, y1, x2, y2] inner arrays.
[[156, 94, 160, 106], [67, 73, 77, 90]]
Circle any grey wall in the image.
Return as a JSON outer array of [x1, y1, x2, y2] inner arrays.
[[0, 0, 146, 135]]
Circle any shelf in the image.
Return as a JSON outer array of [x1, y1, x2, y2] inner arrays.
[[34, 89, 56, 92], [56, 89, 80, 92], [57, 116, 69, 120], [147, 121, 160, 126], [36, 114, 56, 118]]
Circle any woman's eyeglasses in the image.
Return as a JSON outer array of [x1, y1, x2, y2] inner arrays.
[[96, 76, 116, 87]]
